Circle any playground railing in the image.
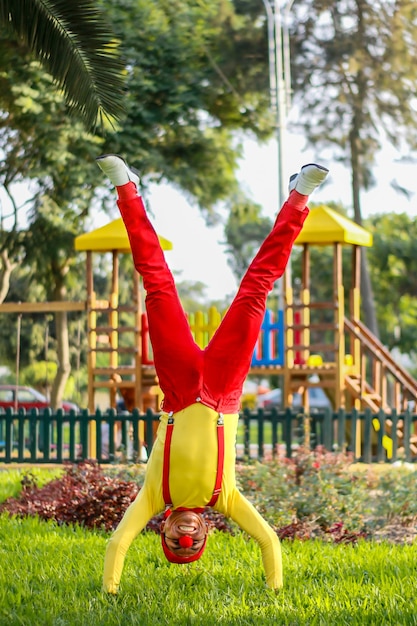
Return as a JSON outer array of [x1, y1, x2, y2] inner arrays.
[[0, 407, 416, 465]]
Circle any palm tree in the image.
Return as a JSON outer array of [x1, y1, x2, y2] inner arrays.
[[0, 0, 125, 129]]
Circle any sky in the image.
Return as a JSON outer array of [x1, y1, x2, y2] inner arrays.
[[135, 131, 417, 302]]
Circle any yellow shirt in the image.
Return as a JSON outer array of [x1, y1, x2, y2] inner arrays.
[[103, 403, 282, 592]]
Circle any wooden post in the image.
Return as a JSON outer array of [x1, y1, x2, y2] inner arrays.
[[334, 243, 345, 409], [300, 248, 311, 368], [134, 271, 145, 454], [86, 251, 97, 457], [109, 251, 119, 409], [350, 245, 362, 380], [300, 244, 310, 412], [284, 282, 294, 408]]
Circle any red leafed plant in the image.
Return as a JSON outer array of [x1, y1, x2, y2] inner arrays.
[[0, 461, 139, 532], [276, 519, 367, 544]]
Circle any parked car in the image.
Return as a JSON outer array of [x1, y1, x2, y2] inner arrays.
[[257, 386, 332, 412], [0, 385, 78, 413]]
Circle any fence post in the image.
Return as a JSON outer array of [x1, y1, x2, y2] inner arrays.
[[350, 408, 359, 460], [107, 409, 117, 462], [68, 412, 77, 461], [17, 413, 25, 461], [95, 410, 103, 462], [55, 410, 63, 463], [271, 408, 278, 458], [403, 409, 412, 463], [257, 408, 264, 461], [80, 409, 89, 460], [323, 408, 332, 451], [29, 410, 38, 461], [391, 410, 398, 464], [131, 408, 141, 460], [243, 408, 251, 459], [284, 408, 292, 459], [337, 408, 346, 452], [5, 409, 13, 463], [145, 409, 156, 457], [40, 408, 52, 462], [363, 409, 372, 463], [376, 410, 385, 463]]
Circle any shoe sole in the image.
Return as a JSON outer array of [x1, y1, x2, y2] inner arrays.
[[96, 153, 140, 182]]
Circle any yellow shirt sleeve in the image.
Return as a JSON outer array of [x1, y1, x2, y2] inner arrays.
[[221, 487, 283, 589], [102, 484, 163, 593]]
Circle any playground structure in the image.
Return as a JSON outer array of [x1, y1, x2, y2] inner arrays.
[[1, 206, 417, 457], [74, 205, 417, 456], [74, 217, 173, 415], [275, 205, 417, 415], [270, 206, 417, 456]]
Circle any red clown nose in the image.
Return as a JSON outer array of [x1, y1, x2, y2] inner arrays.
[[178, 535, 194, 549]]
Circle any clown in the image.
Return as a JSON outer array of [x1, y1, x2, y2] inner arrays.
[[97, 154, 329, 594]]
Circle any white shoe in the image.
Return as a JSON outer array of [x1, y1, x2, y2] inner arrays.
[[96, 154, 140, 188], [288, 163, 329, 195]]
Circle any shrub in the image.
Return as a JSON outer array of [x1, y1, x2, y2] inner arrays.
[[0, 461, 138, 531], [1, 451, 416, 545], [235, 446, 370, 542]]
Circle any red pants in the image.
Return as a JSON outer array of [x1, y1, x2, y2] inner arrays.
[[118, 196, 308, 413]]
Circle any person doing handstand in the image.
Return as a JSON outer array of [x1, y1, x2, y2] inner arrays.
[[96, 154, 329, 594]]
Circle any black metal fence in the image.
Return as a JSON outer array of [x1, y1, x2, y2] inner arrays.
[[0, 407, 416, 465]]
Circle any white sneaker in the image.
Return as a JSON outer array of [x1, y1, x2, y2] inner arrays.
[[288, 163, 329, 195], [96, 154, 140, 188]]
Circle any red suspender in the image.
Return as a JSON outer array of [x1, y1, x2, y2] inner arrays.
[[162, 415, 175, 506], [162, 413, 225, 508], [207, 414, 224, 507]]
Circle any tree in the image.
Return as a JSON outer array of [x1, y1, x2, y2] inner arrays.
[[224, 194, 272, 280], [0, 0, 125, 129], [98, 0, 273, 214], [289, 0, 417, 337], [0, 41, 104, 406], [0, 1, 274, 407], [366, 212, 417, 359]]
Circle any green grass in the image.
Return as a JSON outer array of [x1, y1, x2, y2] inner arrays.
[[0, 515, 416, 625], [0, 466, 63, 501], [1, 466, 416, 625]]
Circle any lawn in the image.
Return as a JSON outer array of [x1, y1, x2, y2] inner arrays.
[[0, 515, 416, 625], [0, 458, 416, 625]]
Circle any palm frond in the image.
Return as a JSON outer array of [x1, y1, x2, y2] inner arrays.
[[0, 0, 126, 129]]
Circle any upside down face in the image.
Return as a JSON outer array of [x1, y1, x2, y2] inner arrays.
[[160, 509, 208, 563]]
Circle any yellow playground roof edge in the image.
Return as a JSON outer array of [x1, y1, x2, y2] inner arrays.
[[294, 205, 373, 247], [74, 217, 173, 252]]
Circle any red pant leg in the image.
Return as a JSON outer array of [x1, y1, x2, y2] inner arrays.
[[117, 196, 203, 408], [203, 202, 308, 410]]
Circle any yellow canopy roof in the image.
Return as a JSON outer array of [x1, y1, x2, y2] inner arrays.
[[294, 205, 372, 247], [74, 218, 173, 252]]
